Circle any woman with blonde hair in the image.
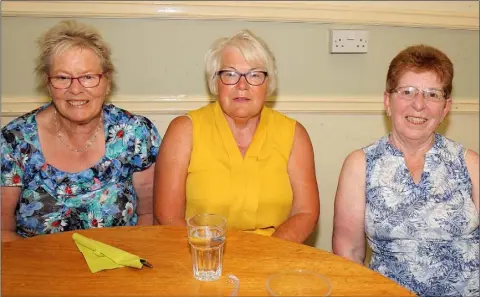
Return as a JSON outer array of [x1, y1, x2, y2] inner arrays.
[[154, 29, 319, 243], [1, 20, 161, 241]]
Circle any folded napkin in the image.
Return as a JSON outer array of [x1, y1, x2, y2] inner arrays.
[[72, 233, 152, 273]]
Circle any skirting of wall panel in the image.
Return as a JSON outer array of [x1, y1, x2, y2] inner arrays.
[[2, 1, 478, 30], [2, 96, 478, 117]]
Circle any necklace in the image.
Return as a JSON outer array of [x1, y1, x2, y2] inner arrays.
[[54, 108, 102, 153]]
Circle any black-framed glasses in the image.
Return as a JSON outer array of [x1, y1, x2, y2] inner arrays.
[[216, 70, 268, 86], [48, 73, 104, 89], [390, 86, 447, 103]]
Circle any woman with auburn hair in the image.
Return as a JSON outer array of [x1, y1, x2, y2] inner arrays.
[[333, 44, 479, 297]]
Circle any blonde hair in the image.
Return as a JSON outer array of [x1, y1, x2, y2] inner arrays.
[[205, 29, 277, 96], [35, 20, 116, 95]]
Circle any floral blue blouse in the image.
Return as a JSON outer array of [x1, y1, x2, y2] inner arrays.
[[1, 103, 161, 237], [364, 134, 479, 297]]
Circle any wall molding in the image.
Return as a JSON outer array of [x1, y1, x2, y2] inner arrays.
[[2, 1, 478, 30], [2, 96, 478, 117]]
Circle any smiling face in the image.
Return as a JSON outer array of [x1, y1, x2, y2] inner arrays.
[[384, 70, 451, 142], [216, 46, 268, 120], [48, 46, 109, 124]]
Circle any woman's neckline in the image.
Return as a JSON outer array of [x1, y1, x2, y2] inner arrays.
[[33, 102, 110, 175]]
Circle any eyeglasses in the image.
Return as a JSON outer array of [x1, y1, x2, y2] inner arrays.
[[390, 86, 447, 103], [48, 73, 104, 89], [216, 70, 268, 86]]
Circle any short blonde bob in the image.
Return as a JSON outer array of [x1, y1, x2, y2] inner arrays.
[[205, 29, 277, 96], [35, 20, 116, 95]]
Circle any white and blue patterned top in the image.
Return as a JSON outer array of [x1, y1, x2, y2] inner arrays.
[[364, 133, 479, 297]]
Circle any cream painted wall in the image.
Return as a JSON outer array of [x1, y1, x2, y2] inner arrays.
[[2, 17, 479, 99], [1, 13, 479, 251]]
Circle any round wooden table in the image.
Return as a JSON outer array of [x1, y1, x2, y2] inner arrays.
[[1, 226, 415, 296]]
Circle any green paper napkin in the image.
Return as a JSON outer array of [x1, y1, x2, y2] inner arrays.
[[72, 233, 151, 273]]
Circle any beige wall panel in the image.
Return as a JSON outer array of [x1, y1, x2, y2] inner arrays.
[[2, 17, 479, 99]]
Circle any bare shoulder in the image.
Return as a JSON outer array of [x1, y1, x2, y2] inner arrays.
[[158, 115, 193, 157], [465, 149, 479, 164], [343, 149, 366, 169], [337, 149, 367, 183], [294, 121, 308, 135], [335, 149, 367, 207], [464, 149, 479, 210], [464, 149, 479, 183], [292, 122, 312, 145], [289, 122, 314, 161], [165, 115, 192, 134]]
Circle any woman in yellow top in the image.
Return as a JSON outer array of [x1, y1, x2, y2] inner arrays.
[[154, 30, 319, 243]]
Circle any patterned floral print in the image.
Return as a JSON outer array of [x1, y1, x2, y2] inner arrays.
[[364, 133, 479, 297], [1, 103, 161, 237]]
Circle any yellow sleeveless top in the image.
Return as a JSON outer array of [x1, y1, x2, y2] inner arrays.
[[186, 102, 296, 236]]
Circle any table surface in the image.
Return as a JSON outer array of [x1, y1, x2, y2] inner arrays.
[[1, 226, 416, 296]]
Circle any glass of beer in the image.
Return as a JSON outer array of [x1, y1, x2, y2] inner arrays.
[[187, 214, 226, 281]]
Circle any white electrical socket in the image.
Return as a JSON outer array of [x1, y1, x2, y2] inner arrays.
[[330, 29, 368, 54]]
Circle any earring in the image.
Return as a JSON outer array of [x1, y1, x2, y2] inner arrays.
[[386, 110, 391, 117]]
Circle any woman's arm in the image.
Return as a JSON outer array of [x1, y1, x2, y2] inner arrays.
[[1, 187, 23, 242], [465, 149, 479, 211], [132, 165, 155, 225], [153, 116, 193, 226], [272, 123, 320, 243], [332, 149, 367, 264]]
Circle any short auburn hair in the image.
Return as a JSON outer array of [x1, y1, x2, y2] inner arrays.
[[386, 44, 453, 99]]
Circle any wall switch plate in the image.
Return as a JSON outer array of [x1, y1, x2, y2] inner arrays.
[[330, 29, 368, 54]]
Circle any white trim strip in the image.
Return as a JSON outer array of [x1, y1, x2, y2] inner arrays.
[[2, 96, 478, 117], [2, 1, 478, 30]]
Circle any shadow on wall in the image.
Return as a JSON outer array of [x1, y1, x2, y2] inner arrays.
[[437, 116, 451, 135], [365, 243, 372, 266]]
